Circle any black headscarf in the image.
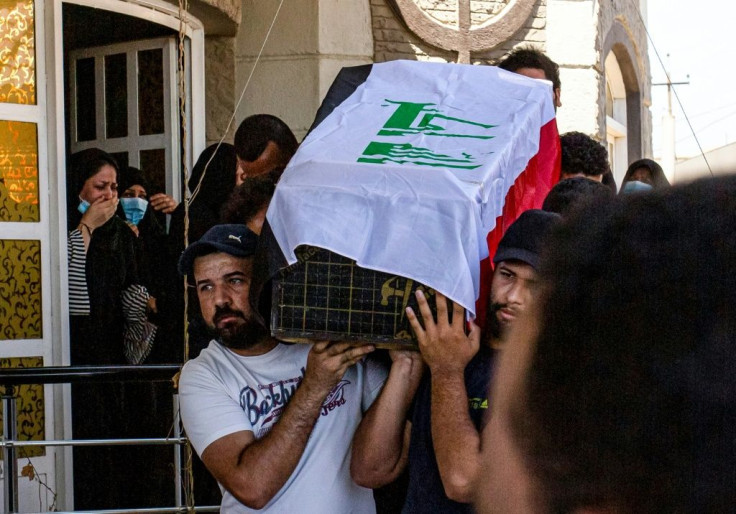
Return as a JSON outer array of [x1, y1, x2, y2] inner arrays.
[[118, 166, 150, 196], [622, 158, 670, 189], [187, 143, 238, 213], [169, 142, 238, 244], [66, 148, 120, 229]]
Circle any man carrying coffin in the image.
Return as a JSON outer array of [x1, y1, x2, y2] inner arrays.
[[351, 210, 560, 512], [177, 224, 386, 513]]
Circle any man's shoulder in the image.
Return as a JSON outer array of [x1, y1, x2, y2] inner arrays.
[[180, 341, 310, 383], [182, 340, 224, 369], [179, 342, 223, 388]]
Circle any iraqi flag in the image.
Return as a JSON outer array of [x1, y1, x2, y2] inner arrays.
[[265, 60, 560, 319]]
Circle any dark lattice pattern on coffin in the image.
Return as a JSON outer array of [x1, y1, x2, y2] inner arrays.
[[272, 246, 437, 346]]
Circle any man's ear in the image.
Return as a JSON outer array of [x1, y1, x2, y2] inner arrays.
[[235, 158, 246, 186], [554, 88, 562, 109]]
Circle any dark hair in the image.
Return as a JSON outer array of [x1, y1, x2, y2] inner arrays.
[[542, 176, 614, 217], [622, 158, 670, 189], [601, 169, 617, 193], [118, 166, 150, 195], [68, 148, 119, 197], [234, 114, 298, 163], [67, 148, 120, 227], [220, 176, 276, 225], [497, 46, 561, 92], [188, 143, 238, 212], [559, 131, 610, 178], [515, 176, 736, 513]]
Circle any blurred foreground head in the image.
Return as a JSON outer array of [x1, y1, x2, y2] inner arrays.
[[477, 175, 736, 513]]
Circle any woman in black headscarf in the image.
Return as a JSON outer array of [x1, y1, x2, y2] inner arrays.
[[67, 148, 154, 365], [66, 148, 160, 510], [118, 166, 179, 362], [169, 142, 238, 245], [621, 158, 670, 192]]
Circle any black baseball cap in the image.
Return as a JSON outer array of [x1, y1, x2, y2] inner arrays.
[[178, 224, 258, 276], [493, 209, 561, 270]]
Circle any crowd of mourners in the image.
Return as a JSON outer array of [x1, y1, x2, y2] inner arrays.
[[66, 47, 735, 513]]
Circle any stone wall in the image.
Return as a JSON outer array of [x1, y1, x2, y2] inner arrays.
[[205, 37, 236, 145], [548, 0, 651, 166], [598, 0, 652, 157], [203, 0, 650, 156], [162, 0, 240, 36], [367, 0, 651, 164], [370, 0, 548, 64], [231, 0, 373, 141], [547, 0, 602, 137]]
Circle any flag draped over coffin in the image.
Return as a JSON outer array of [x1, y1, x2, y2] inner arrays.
[[267, 60, 559, 317]]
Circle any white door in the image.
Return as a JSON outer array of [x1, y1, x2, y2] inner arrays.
[[68, 37, 182, 202]]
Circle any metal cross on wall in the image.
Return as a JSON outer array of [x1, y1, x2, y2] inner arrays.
[[387, 0, 537, 63]]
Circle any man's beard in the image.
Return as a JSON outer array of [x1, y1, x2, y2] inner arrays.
[[483, 301, 506, 347], [208, 306, 270, 350]]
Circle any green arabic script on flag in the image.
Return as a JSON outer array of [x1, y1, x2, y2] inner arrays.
[[358, 99, 497, 169]]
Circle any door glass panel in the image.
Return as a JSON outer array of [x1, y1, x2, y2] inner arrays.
[[75, 57, 96, 142], [0, 0, 36, 105], [140, 148, 166, 194], [105, 53, 128, 138], [0, 239, 42, 339], [110, 151, 129, 172], [0, 120, 38, 222], [0, 357, 45, 458], [137, 49, 164, 135]]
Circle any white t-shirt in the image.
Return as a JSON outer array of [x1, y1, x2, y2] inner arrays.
[[179, 341, 387, 513]]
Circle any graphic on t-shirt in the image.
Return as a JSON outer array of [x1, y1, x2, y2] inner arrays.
[[468, 397, 488, 410], [239, 370, 353, 436], [239, 373, 304, 427], [321, 380, 350, 416]]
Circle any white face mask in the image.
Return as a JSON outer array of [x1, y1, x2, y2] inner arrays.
[[120, 197, 148, 225]]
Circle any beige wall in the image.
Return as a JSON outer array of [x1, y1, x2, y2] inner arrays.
[[227, 0, 373, 141], [366, 0, 650, 160], [547, 0, 651, 157], [199, 0, 651, 156], [370, 0, 548, 64]]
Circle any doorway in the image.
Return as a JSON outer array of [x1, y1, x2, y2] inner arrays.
[[63, 3, 184, 203], [60, 3, 192, 510]]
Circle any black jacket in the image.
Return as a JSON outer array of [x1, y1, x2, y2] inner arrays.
[[72, 215, 143, 364]]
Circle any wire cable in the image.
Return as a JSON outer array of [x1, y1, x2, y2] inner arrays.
[[188, 0, 286, 205]]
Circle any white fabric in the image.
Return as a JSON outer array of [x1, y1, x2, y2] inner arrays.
[[267, 60, 556, 316], [179, 341, 387, 513]]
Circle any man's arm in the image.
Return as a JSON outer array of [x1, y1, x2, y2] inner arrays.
[[201, 341, 374, 509], [351, 350, 423, 488], [407, 290, 482, 503]]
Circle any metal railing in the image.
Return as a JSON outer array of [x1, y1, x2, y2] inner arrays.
[[0, 365, 218, 513]]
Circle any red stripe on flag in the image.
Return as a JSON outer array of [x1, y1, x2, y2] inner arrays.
[[475, 118, 561, 327]]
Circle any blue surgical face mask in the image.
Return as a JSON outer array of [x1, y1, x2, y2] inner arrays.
[[78, 198, 90, 214], [621, 180, 653, 195], [120, 197, 148, 225]]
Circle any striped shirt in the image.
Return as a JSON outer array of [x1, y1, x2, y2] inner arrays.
[[68, 229, 90, 315]]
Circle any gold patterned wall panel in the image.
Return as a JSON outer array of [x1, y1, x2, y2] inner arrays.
[[0, 356, 45, 458], [0, 239, 42, 340], [0, 0, 36, 105], [0, 120, 39, 221]]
